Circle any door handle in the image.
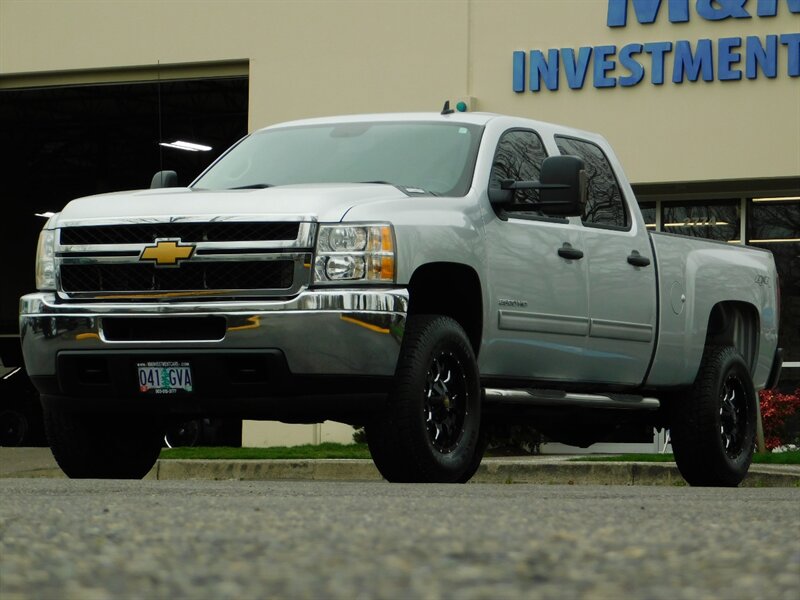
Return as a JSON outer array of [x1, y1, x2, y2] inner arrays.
[[558, 243, 584, 260], [627, 251, 651, 267]]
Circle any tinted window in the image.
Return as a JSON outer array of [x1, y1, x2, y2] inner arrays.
[[488, 129, 548, 205], [555, 136, 628, 228]]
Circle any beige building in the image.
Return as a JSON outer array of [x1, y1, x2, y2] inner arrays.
[[1, 0, 798, 447]]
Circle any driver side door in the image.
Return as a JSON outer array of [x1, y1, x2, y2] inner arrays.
[[480, 129, 590, 383]]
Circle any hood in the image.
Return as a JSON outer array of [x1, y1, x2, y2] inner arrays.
[[54, 183, 412, 227]]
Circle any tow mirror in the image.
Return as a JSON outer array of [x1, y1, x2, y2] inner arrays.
[[150, 170, 178, 189], [538, 155, 587, 217], [488, 155, 587, 218]]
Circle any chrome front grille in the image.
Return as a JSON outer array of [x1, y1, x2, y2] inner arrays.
[[55, 219, 315, 299]]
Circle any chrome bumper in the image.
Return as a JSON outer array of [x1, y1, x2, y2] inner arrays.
[[19, 289, 407, 378]]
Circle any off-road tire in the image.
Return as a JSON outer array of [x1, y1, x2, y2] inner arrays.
[[457, 425, 489, 483], [669, 345, 757, 487], [44, 404, 163, 479], [366, 315, 481, 483]]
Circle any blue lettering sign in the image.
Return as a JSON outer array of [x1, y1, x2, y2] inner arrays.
[[718, 36, 744, 80], [514, 2, 799, 92], [644, 41, 673, 83], [608, 0, 689, 27], [695, 0, 750, 21], [608, 0, 798, 26], [673, 39, 714, 82], [513, 51, 526, 92], [781, 33, 800, 75], [594, 45, 618, 87], [745, 35, 778, 78], [529, 49, 560, 91], [619, 43, 646, 85], [757, 0, 800, 17], [562, 47, 594, 88]]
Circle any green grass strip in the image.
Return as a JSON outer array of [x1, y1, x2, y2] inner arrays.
[[160, 442, 371, 460], [160, 445, 799, 465]]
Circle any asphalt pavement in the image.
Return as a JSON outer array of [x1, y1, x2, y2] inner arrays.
[[1, 447, 799, 487], [1, 479, 798, 599]]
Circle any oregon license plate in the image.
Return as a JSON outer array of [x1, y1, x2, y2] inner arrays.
[[137, 361, 193, 394]]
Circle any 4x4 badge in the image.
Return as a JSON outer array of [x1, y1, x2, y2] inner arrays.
[[140, 239, 195, 267]]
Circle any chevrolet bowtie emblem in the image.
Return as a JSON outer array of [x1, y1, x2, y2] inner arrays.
[[140, 239, 195, 267]]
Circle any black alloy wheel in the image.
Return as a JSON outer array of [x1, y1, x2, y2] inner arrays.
[[719, 372, 749, 460], [424, 350, 469, 454], [366, 315, 482, 483], [670, 345, 757, 487]]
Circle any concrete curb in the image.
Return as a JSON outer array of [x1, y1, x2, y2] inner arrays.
[[2, 448, 798, 486], [155, 459, 383, 482], [150, 459, 800, 487]]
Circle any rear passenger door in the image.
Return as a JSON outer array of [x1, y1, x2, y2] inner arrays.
[[555, 136, 657, 385]]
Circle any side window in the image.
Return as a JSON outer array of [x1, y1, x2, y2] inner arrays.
[[489, 129, 548, 205], [555, 136, 628, 229]]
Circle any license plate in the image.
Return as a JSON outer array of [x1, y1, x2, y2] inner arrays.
[[137, 361, 193, 394]]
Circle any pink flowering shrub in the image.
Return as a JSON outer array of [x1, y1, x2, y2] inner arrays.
[[759, 387, 800, 450]]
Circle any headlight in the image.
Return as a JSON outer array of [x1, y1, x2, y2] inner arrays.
[[35, 229, 57, 290], [314, 224, 395, 283]]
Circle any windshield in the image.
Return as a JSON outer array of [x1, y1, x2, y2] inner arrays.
[[191, 121, 483, 196]]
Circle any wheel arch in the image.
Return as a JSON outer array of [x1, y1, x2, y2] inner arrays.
[[406, 262, 483, 356], [704, 301, 760, 375]]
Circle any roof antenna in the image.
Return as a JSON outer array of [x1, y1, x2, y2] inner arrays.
[[441, 100, 454, 115]]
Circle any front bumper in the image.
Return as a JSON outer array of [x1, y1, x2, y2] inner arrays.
[[19, 289, 407, 380]]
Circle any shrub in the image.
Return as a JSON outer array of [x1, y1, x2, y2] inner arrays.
[[759, 387, 800, 450]]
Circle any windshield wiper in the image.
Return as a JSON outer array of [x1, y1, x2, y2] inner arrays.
[[229, 183, 273, 189]]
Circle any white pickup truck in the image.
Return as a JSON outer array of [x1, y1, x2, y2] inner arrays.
[[20, 111, 782, 486]]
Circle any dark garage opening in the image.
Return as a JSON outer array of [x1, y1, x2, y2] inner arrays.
[[0, 75, 248, 446], [0, 75, 249, 335]]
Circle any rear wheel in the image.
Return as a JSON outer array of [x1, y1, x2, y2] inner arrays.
[[366, 315, 481, 483], [669, 346, 757, 487], [44, 404, 163, 479]]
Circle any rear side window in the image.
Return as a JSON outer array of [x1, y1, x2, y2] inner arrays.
[[555, 136, 628, 229], [489, 129, 548, 205]]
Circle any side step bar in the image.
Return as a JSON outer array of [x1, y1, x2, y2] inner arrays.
[[484, 388, 660, 411]]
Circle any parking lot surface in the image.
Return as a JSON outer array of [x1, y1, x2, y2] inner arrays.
[[1, 479, 798, 599]]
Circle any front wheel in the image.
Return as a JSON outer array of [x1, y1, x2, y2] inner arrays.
[[669, 346, 757, 487], [366, 315, 481, 483], [44, 403, 163, 479]]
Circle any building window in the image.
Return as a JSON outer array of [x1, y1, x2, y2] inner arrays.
[[749, 198, 800, 365], [640, 202, 656, 230], [661, 200, 741, 242]]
